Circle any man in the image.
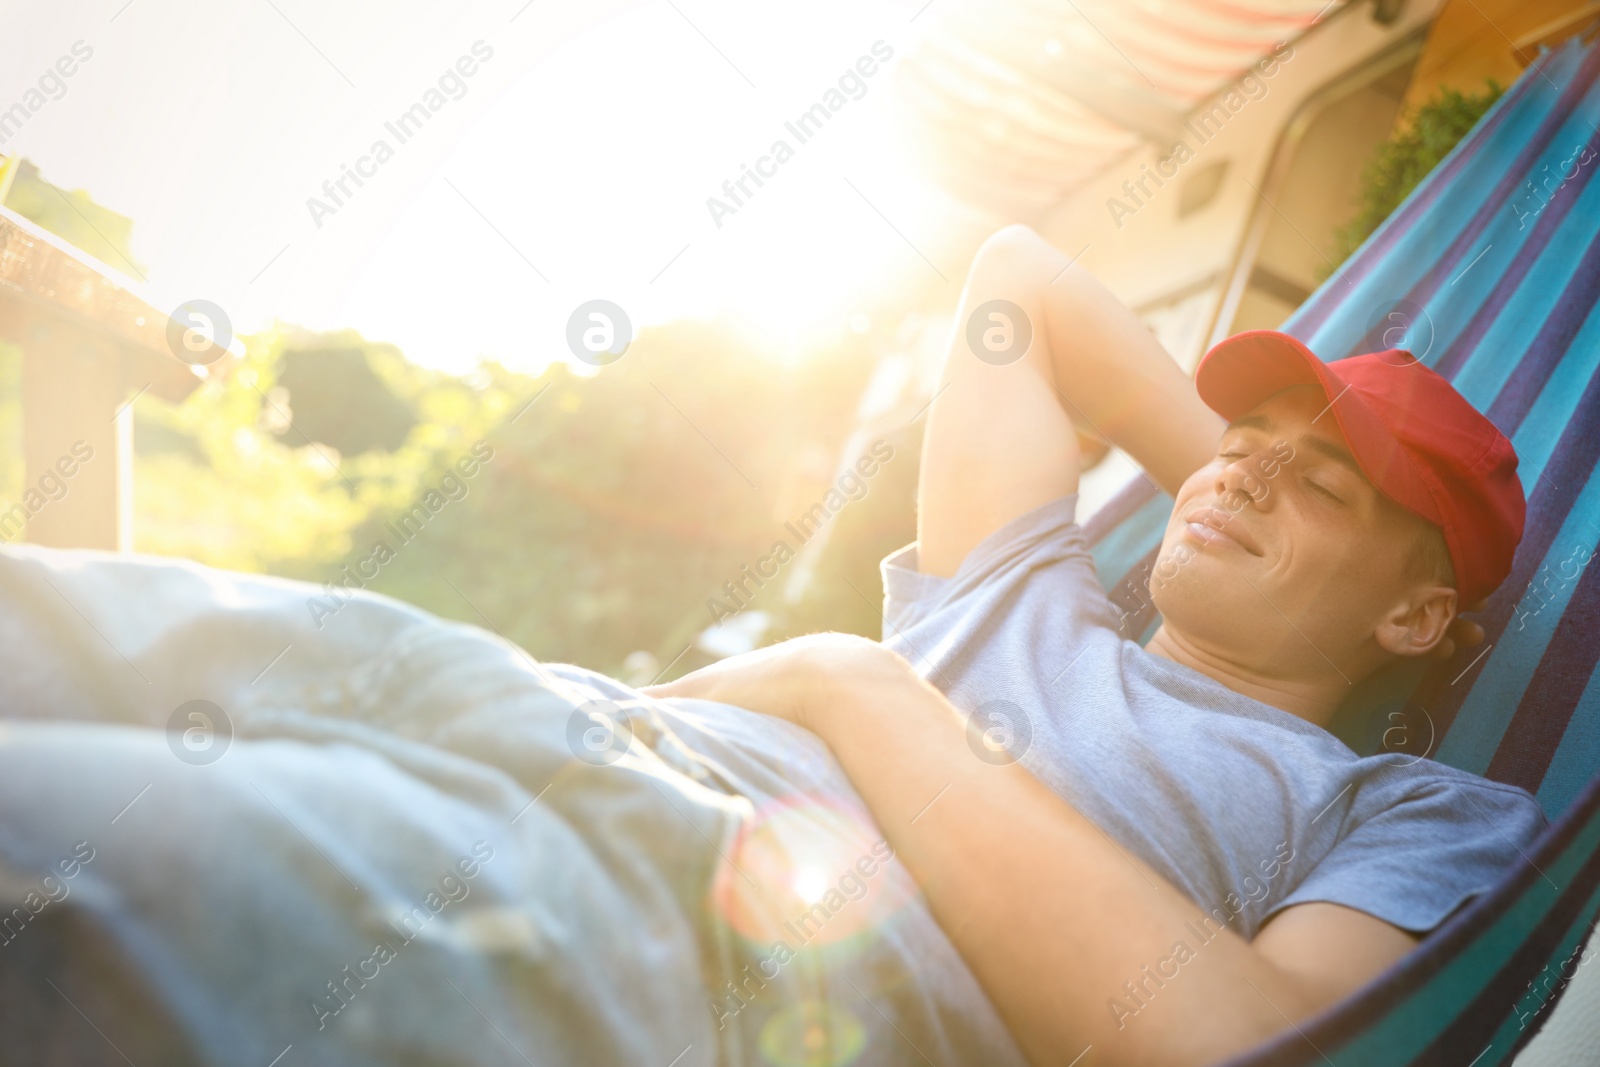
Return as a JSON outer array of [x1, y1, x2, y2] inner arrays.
[[649, 225, 1547, 1066], [0, 224, 1545, 1066]]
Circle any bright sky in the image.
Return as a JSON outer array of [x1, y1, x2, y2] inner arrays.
[[0, 0, 974, 373]]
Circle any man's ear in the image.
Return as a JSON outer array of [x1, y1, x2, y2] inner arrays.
[[1375, 586, 1459, 658]]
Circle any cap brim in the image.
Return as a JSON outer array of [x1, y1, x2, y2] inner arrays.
[[1194, 330, 1340, 420]]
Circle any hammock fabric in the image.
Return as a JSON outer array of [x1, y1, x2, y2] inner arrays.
[[1079, 35, 1600, 1067]]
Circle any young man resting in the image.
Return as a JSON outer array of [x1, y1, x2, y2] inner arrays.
[[649, 224, 1547, 1065], [0, 226, 1543, 1066]]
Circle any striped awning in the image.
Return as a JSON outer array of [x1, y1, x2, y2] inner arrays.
[[895, 0, 1353, 217]]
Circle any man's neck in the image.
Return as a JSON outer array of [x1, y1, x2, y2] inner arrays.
[[1143, 623, 1346, 726]]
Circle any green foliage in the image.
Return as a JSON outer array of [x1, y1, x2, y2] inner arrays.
[[136, 318, 893, 679], [1327, 80, 1504, 272], [132, 325, 517, 575], [2, 159, 145, 278], [350, 320, 881, 676], [273, 344, 418, 455]]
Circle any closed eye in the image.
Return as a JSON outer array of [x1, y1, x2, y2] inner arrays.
[[1307, 479, 1342, 503]]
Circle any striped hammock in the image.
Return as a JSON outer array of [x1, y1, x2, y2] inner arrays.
[[1079, 35, 1600, 1067]]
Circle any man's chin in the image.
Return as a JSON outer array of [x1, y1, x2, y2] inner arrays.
[[1149, 551, 1252, 617]]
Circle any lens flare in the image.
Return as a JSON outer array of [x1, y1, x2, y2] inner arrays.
[[712, 795, 914, 951], [793, 866, 829, 905], [758, 1000, 867, 1067]]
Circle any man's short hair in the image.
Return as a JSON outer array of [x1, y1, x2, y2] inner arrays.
[[1404, 521, 1456, 591]]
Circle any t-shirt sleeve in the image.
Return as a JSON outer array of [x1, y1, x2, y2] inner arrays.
[[879, 493, 1112, 636], [1268, 774, 1550, 934]]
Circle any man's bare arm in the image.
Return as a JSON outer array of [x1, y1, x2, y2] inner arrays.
[[917, 225, 1225, 577], [650, 636, 1420, 1066]]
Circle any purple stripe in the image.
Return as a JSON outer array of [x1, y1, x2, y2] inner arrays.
[[1486, 522, 1600, 791], [1421, 356, 1600, 752], [1291, 47, 1569, 340], [1217, 774, 1600, 1067], [1486, 225, 1600, 428], [1433, 128, 1600, 381]]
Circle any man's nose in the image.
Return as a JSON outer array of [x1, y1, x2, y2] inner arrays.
[[1215, 447, 1278, 512]]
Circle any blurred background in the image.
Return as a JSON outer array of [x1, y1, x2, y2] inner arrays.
[[0, 0, 1593, 683]]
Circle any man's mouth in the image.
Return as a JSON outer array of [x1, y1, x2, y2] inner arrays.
[[1182, 506, 1264, 557]]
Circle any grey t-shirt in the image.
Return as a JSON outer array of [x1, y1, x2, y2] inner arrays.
[[880, 493, 1548, 939]]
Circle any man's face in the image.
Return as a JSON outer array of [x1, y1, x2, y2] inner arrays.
[[1148, 384, 1441, 682]]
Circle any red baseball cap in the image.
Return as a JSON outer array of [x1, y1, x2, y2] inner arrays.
[[1193, 330, 1525, 605]]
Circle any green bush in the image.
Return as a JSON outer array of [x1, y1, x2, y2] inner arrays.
[[1328, 79, 1505, 272], [342, 319, 881, 677], [132, 325, 518, 575], [134, 318, 890, 678]]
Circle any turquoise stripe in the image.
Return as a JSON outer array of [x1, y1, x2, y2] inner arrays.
[[1537, 665, 1600, 816], [1438, 463, 1600, 773]]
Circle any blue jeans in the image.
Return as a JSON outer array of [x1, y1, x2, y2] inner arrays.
[[0, 545, 1023, 1066]]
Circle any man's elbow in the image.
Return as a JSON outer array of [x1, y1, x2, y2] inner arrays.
[[970, 224, 1060, 288]]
